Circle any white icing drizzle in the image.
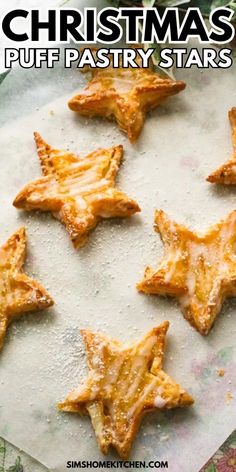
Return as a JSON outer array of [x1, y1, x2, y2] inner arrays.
[[46, 149, 115, 213], [112, 77, 133, 93], [177, 213, 236, 312], [164, 248, 182, 283], [139, 335, 157, 356], [153, 395, 167, 408], [70, 330, 187, 443], [127, 378, 158, 419]]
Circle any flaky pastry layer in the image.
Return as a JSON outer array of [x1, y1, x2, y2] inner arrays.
[[13, 133, 140, 248], [137, 210, 236, 335], [68, 50, 186, 142], [58, 322, 193, 458]]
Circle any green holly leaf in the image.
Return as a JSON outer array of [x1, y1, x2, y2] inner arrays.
[[204, 463, 216, 472], [6, 457, 23, 472], [156, 0, 190, 5], [211, 0, 233, 8], [143, 0, 156, 5], [6, 466, 23, 472], [0, 70, 10, 86], [220, 432, 236, 452], [212, 0, 236, 19], [183, 0, 211, 14]]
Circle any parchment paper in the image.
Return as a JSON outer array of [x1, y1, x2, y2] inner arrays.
[[0, 57, 235, 472]]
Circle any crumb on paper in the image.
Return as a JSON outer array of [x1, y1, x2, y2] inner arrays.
[[226, 391, 233, 404], [217, 368, 225, 377], [160, 435, 169, 442]]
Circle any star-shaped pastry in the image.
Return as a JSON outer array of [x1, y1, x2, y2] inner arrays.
[[0, 227, 53, 350], [68, 52, 186, 142], [137, 210, 236, 335], [207, 108, 236, 184], [58, 322, 193, 458], [13, 133, 140, 248]]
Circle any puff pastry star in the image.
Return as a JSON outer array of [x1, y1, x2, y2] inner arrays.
[[13, 133, 140, 248], [68, 52, 186, 142], [0, 227, 53, 351], [207, 108, 236, 184], [137, 210, 236, 335], [58, 322, 193, 459]]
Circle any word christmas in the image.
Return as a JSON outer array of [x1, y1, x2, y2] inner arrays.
[[2, 7, 235, 69]]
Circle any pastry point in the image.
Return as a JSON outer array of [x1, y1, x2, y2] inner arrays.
[[207, 108, 236, 184], [0, 227, 53, 351]]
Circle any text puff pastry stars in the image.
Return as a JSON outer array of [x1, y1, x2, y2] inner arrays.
[[0, 227, 53, 351], [207, 107, 236, 184], [58, 321, 193, 459], [68, 51, 186, 142], [13, 133, 140, 248], [137, 210, 236, 335]]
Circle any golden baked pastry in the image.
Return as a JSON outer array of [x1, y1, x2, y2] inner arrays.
[[13, 133, 140, 248], [207, 108, 236, 184], [137, 210, 236, 335], [0, 227, 53, 350], [58, 322, 193, 458], [68, 52, 186, 142]]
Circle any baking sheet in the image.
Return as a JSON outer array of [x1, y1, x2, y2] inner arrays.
[[0, 58, 235, 472]]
